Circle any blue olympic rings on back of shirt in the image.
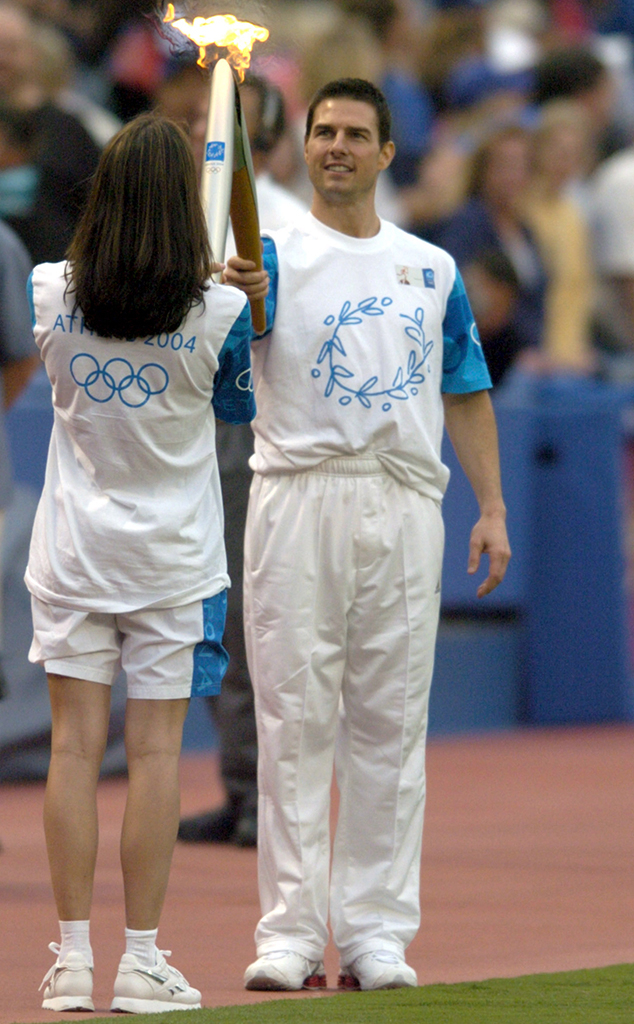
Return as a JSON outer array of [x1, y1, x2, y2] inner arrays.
[[70, 354, 169, 407]]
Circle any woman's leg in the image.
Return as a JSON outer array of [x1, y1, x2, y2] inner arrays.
[[120, 697, 189, 930], [111, 700, 201, 1013], [44, 675, 111, 921]]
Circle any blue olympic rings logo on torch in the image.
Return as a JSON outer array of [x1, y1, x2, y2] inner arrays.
[[206, 141, 226, 163], [70, 354, 169, 407]]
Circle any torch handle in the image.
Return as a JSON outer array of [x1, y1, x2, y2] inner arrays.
[[230, 165, 267, 335]]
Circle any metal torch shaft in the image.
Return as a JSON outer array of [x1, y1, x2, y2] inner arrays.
[[201, 58, 235, 278]]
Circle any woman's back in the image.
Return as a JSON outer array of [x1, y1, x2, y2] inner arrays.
[[26, 260, 252, 613]]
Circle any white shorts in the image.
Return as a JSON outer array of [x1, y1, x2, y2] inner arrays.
[[29, 591, 229, 700]]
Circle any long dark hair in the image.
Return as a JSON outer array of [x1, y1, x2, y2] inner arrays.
[[66, 114, 214, 340]]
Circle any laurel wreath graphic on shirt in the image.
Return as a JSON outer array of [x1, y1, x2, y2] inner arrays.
[[311, 297, 434, 411]]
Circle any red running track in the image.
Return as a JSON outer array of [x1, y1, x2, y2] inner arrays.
[[2, 725, 634, 1022]]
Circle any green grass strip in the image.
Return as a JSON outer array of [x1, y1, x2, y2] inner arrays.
[[22, 964, 634, 1024]]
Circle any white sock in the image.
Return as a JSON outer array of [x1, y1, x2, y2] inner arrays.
[[59, 920, 92, 966], [125, 928, 159, 968]]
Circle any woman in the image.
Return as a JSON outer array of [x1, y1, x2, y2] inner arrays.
[[440, 124, 548, 384], [525, 100, 596, 374], [28, 114, 255, 1013]]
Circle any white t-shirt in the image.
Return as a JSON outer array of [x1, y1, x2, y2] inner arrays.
[[25, 261, 254, 613], [218, 174, 306, 475], [255, 172, 308, 232], [591, 147, 634, 349], [224, 172, 307, 259], [251, 214, 490, 502]]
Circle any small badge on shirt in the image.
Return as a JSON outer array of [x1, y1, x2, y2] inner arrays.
[[396, 265, 436, 289]]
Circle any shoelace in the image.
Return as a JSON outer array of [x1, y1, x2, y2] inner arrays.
[[154, 952, 188, 984], [39, 943, 62, 991], [152, 952, 191, 994], [369, 951, 400, 965], [39, 941, 93, 991], [263, 951, 314, 965]]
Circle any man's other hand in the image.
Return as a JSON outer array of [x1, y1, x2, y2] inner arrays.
[[223, 257, 269, 302]]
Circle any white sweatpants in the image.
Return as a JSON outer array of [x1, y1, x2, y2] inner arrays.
[[244, 457, 444, 965]]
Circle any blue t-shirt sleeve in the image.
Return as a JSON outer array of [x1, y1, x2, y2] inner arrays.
[[212, 299, 256, 424], [442, 266, 492, 393], [27, 271, 36, 329], [260, 236, 279, 336]]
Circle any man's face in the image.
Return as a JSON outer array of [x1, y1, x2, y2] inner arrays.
[[304, 98, 394, 205]]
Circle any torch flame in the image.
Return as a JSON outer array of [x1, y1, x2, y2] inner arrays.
[[163, 5, 269, 78]]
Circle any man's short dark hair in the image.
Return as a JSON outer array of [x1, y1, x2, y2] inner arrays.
[[533, 46, 607, 106], [305, 78, 392, 147], [336, 0, 398, 39]]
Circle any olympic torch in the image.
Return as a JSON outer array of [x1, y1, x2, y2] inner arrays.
[[201, 58, 235, 269], [163, 5, 269, 333]]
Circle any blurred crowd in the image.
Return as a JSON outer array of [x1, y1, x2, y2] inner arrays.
[[1, 0, 634, 387]]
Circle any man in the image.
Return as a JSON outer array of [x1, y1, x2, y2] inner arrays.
[[225, 78, 510, 992], [590, 143, 634, 380], [532, 45, 623, 163], [0, 216, 39, 696], [174, 72, 306, 846]]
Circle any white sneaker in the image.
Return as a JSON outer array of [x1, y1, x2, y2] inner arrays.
[[338, 950, 417, 990], [244, 950, 327, 991], [110, 951, 201, 1013], [40, 942, 95, 1011]]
